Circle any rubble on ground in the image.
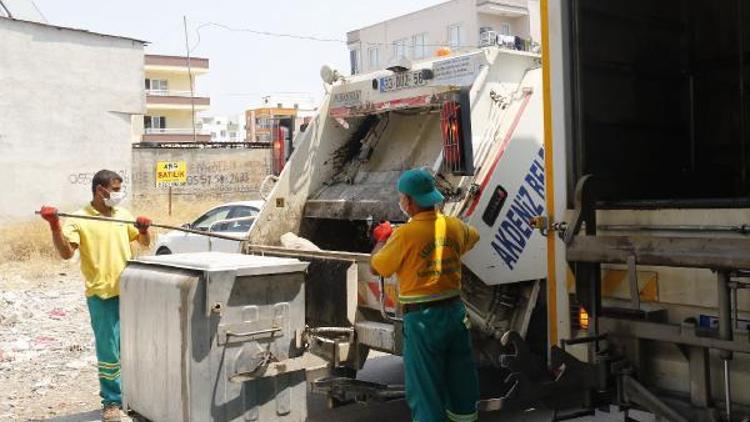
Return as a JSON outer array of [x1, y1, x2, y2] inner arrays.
[[0, 262, 101, 420]]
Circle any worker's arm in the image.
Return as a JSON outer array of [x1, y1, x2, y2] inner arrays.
[[461, 222, 481, 255], [52, 228, 77, 259], [370, 241, 387, 275], [40, 206, 77, 260], [137, 231, 151, 247]]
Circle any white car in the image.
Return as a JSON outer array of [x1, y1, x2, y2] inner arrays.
[[154, 200, 263, 255]]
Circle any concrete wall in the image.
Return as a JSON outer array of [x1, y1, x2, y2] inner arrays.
[[131, 147, 271, 207], [0, 17, 145, 222]]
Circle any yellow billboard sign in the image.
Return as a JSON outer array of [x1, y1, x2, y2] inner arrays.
[[156, 161, 187, 187]]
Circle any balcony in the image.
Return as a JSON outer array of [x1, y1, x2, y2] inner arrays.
[[142, 128, 211, 143], [480, 30, 538, 52], [476, 0, 528, 17], [346, 30, 360, 45], [144, 54, 209, 74], [146, 90, 210, 111]]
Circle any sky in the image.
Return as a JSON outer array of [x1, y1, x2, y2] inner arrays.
[[32, 0, 445, 116]]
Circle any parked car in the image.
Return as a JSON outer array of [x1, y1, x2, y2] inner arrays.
[[154, 200, 263, 255]]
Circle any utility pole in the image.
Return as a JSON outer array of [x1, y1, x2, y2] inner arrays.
[[183, 16, 198, 143], [0, 0, 13, 18]]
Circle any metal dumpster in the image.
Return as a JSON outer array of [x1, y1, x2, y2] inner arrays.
[[120, 252, 309, 422]]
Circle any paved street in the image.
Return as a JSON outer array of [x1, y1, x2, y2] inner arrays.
[[308, 354, 656, 422], [40, 353, 655, 422]]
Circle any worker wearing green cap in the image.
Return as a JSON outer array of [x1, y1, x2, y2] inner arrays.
[[370, 168, 480, 422]]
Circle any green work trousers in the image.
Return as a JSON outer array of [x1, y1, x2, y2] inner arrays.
[[87, 296, 122, 406], [403, 299, 479, 422]]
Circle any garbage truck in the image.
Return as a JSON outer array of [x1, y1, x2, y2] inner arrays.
[[120, 0, 750, 420], [247, 45, 549, 361]]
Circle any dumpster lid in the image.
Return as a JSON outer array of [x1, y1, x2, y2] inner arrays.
[[133, 252, 308, 276]]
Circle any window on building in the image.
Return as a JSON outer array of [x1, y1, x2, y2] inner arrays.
[[499, 23, 511, 36], [144, 116, 166, 131], [220, 130, 226, 137], [145, 79, 168, 94], [350, 48, 361, 75], [255, 116, 278, 137], [412, 33, 427, 59], [368, 46, 379, 68], [448, 24, 463, 48], [393, 38, 408, 59]]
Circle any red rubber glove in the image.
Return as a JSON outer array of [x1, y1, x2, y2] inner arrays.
[[40, 206, 61, 232], [135, 216, 152, 235], [372, 221, 393, 243]]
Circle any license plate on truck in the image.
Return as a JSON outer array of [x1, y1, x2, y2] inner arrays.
[[379, 70, 429, 92]]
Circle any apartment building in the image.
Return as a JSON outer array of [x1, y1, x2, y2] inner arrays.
[[142, 54, 210, 143], [347, 0, 540, 74], [197, 115, 246, 143], [245, 99, 316, 144]]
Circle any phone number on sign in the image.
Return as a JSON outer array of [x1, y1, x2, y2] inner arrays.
[[185, 172, 250, 186]]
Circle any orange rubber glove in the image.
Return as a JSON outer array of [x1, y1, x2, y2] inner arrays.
[[135, 216, 152, 235], [40, 206, 61, 232], [372, 221, 393, 243]]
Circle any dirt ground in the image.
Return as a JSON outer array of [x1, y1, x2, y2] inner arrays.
[[0, 260, 103, 421], [0, 205, 218, 421]]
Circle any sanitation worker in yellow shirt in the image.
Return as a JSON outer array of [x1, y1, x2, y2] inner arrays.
[[39, 170, 151, 422], [370, 168, 481, 422]]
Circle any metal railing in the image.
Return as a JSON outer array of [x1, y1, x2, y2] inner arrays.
[[144, 128, 209, 135], [145, 89, 207, 97], [133, 141, 272, 149], [480, 31, 540, 53], [476, 0, 527, 8]]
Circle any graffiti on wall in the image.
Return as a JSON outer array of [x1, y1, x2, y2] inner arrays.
[[179, 160, 263, 194], [68, 169, 131, 186], [131, 150, 270, 202]]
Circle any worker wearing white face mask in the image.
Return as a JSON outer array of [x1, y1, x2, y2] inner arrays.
[[39, 169, 151, 422]]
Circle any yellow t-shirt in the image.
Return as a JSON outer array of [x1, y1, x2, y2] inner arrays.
[[62, 204, 139, 299], [371, 211, 480, 304]]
